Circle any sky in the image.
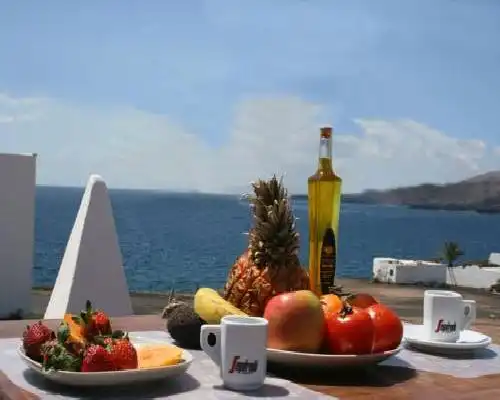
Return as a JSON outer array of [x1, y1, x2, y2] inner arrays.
[[0, 0, 499, 194]]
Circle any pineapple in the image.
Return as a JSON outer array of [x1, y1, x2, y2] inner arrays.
[[223, 175, 310, 317]]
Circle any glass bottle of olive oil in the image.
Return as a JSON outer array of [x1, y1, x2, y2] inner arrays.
[[308, 126, 342, 296]]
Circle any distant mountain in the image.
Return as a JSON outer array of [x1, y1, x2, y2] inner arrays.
[[342, 171, 500, 213]]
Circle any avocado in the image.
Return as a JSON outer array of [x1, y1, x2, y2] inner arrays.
[[166, 303, 206, 349]]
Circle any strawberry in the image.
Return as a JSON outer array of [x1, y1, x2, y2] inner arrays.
[[91, 309, 112, 336], [81, 344, 116, 372], [22, 321, 55, 362], [107, 337, 138, 370], [74, 301, 112, 340]]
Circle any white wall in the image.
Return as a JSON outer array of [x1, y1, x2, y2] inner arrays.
[[373, 258, 446, 285], [374, 258, 413, 283], [395, 264, 446, 284], [489, 253, 500, 266], [374, 257, 500, 289], [0, 153, 36, 318], [373, 258, 397, 283], [447, 265, 500, 289]]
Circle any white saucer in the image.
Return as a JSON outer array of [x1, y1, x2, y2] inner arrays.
[[403, 323, 492, 353]]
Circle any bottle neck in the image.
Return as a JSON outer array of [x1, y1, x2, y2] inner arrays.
[[318, 136, 333, 173]]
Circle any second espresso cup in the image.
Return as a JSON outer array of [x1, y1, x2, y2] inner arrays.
[[200, 315, 268, 392], [423, 290, 476, 342]]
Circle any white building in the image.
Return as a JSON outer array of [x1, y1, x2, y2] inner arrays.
[[449, 263, 500, 289], [373, 258, 447, 285], [373, 255, 500, 290]]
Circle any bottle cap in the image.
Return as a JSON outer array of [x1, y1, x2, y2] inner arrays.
[[320, 126, 332, 138]]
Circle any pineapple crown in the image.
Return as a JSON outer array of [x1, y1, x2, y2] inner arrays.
[[245, 175, 300, 269]]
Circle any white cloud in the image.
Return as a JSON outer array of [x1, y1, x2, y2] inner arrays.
[[0, 93, 499, 194]]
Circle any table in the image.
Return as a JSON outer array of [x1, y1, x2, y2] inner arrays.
[[1, 315, 499, 400]]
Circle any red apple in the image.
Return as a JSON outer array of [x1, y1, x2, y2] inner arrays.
[[264, 290, 325, 353]]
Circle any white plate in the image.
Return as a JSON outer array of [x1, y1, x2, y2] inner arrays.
[[18, 342, 193, 387], [266, 346, 402, 368], [403, 323, 492, 353]]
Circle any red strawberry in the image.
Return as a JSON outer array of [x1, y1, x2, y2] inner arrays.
[[22, 321, 55, 361], [81, 344, 116, 372], [76, 301, 112, 340], [107, 337, 138, 370], [91, 310, 112, 336]]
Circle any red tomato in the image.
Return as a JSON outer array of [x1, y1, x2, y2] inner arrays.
[[324, 306, 375, 355], [365, 303, 403, 353]]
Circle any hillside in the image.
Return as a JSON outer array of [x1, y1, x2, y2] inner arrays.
[[342, 171, 500, 213]]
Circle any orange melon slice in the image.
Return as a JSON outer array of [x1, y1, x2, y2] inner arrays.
[[136, 344, 183, 369], [63, 313, 86, 344]]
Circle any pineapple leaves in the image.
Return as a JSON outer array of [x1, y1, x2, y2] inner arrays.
[[247, 174, 300, 269]]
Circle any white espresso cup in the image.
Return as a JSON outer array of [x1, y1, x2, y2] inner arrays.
[[423, 290, 476, 342], [200, 315, 268, 391]]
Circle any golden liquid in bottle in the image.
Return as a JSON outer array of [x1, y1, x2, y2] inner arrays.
[[308, 129, 342, 296]]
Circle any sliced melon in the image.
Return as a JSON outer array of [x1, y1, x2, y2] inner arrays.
[[63, 313, 86, 344], [136, 344, 183, 368]]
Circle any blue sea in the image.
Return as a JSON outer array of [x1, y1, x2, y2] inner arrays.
[[34, 187, 500, 293]]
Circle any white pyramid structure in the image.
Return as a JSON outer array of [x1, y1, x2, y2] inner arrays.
[[44, 175, 133, 319]]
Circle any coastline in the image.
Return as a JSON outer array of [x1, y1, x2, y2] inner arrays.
[[26, 278, 500, 322], [293, 195, 500, 214], [407, 204, 500, 214], [344, 200, 500, 214]]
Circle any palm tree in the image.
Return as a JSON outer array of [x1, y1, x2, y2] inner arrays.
[[440, 242, 464, 286]]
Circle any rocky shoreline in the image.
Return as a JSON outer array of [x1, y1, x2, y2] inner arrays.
[[406, 204, 500, 214], [293, 197, 500, 214], [337, 171, 500, 213]]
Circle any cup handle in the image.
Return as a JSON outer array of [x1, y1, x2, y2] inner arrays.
[[200, 325, 222, 365], [462, 300, 476, 331]]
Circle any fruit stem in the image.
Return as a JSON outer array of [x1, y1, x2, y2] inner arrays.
[[345, 293, 356, 302], [339, 302, 353, 319]]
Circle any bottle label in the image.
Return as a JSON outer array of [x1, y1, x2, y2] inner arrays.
[[319, 227, 337, 295]]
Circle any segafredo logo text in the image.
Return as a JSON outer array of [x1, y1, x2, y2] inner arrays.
[[434, 319, 457, 333], [228, 356, 258, 374]]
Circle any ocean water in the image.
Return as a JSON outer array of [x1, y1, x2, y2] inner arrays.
[[34, 187, 500, 293]]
